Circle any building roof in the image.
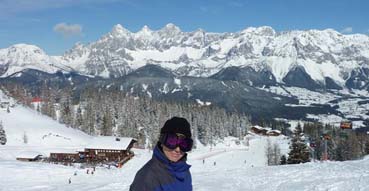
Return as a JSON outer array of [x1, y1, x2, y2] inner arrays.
[[251, 125, 263, 130], [16, 151, 43, 159], [268, 130, 281, 134], [31, 97, 42, 103], [85, 136, 135, 150]]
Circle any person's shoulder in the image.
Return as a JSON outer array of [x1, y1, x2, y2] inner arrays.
[[130, 159, 163, 191], [135, 159, 161, 178]]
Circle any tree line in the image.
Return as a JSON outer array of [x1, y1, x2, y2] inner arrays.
[[303, 122, 369, 161], [1, 83, 251, 148]]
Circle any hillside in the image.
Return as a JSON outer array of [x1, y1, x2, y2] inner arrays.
[[1, 89, 369, 190]]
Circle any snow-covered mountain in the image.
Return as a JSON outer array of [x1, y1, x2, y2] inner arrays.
[[1, 24, 369, 90], [0, 44, 62, 77]]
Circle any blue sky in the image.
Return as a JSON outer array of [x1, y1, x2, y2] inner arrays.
[[0, 0, 368, 55]]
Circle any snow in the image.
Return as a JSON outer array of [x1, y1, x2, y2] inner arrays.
[[195, 99, 211, 106], [86, 136, 134, 151], [265, 56, 294, 82], [1, 25, 369, 83], [16, 151, 43, 159], [126, 46, 204, 62], [159, 83, 170, 94], [174, 78, 181, 87], [1, 89, 369, 190], [263, 86, 369, 128], [218, 38, 239, 55]]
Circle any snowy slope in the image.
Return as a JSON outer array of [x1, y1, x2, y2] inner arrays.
[[1, 141, 368, 191], [1, 89, 369, 190], [0, 90, 92, 160]]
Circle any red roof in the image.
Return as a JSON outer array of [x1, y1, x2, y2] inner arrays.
[[31, 97, 42, 103]]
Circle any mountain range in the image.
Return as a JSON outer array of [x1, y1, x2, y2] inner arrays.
[[1, 24, 369, 90], [1, 24, 369, 123]]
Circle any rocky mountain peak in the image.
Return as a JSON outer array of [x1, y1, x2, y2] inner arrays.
[[136, 25, 154, 38], [110, 24, 131, 37], [159, 23, 181, 36], [241, 26, 276, 36]]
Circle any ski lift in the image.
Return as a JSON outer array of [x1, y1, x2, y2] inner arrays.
[[340, 121, 352, 129]]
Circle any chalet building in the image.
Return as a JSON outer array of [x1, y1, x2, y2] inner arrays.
[[82, 136, 136, 164], [250, 125, 268, 135], [49, 136, 137, 166], [266, 130, 281, 136], [250, 125, 281, 136], [16, 151, 43, 162], [50, 151, 80, 163]]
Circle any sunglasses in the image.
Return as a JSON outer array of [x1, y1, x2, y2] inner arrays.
[[160, 133, 193, 152]]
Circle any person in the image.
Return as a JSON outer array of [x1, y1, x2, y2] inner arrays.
[[130, 117, 193, 191]]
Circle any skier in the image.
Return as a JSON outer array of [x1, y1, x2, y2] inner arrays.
[[130, 117, 193, 191], [68, 178, 71, 184]]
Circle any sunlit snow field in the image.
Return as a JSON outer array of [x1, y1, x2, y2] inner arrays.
[[1, 91, 369, 191]]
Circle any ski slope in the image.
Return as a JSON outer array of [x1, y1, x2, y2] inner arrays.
[[1, 90, 369, 191]]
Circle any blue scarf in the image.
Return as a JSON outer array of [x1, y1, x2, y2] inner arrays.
[[153, 146, 191, 181]]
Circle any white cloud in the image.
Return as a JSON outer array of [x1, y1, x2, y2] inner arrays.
[[341, 27, 353, 34], [53, 23, 83, 37]]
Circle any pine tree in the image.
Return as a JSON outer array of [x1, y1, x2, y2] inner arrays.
[[365, 141, 369, 155], [101, 108, 113, 136], [0, 121, 7, 145], [266, 139, 281, 165], [73, 106, 83, 130], [280, 155, 287, 165], [287, 123, 310, 164], [23, 131, 28, 144]]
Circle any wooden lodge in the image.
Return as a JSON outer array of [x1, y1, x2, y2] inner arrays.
[[250, 125, 281, 136], [50, 151, 80, 163], [49, 136, 137, 166], [340, 121, 353, 129], [250, 126, 268, 135], [266, 130, 281, 136]]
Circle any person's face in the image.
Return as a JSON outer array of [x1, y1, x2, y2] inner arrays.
[[162, 144, 185, 162]]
